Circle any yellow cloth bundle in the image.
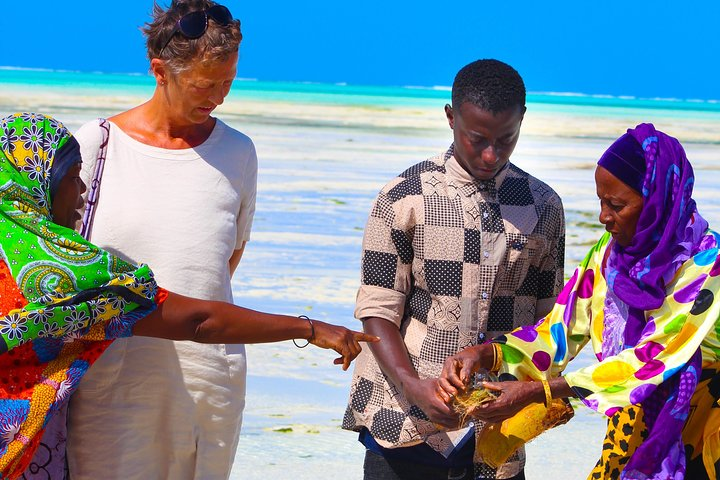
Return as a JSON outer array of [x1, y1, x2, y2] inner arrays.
[[453, 383, 574, 468]]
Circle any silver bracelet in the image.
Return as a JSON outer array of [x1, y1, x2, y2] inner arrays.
[[293, 315, 314, 348]]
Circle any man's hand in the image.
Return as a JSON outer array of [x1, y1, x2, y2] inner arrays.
[[404, 377, 462, 429], [436, 344, 491, 403], [362, 317, 462, 428]]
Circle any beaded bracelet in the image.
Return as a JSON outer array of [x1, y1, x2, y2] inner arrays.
[[293, 315, 314, 348]]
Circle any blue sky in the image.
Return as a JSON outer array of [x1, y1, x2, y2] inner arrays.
[[3, 1, 719, 100]]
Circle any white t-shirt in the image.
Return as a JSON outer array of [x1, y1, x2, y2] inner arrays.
[[67, 118, 257, 480]]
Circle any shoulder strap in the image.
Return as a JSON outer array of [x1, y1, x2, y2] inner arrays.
[[79, 118, 110, 240]]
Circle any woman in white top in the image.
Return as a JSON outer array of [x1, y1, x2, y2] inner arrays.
[[66, 1, 281, 478]]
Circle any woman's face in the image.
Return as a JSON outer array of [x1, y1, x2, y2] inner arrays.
[[51, 163, 86, 229], [595, 166, 644, 247], [162, 53, 238, 125]]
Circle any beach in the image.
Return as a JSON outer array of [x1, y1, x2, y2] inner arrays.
[[2, 68, 720, 478]]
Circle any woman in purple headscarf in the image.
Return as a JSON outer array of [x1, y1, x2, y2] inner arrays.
[[437, 123, 720, 479]]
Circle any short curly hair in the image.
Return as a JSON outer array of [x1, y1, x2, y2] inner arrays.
[[451, 59, 526, 113], [143, 0, 242, 74]]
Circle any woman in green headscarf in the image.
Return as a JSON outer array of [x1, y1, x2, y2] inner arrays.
[[0, 112, 376, 479]]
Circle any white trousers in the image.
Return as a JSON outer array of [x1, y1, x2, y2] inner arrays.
[[67, 336, 247, 480]]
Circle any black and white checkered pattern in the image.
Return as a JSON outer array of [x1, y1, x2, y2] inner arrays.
[[344, 147, 565, 478]]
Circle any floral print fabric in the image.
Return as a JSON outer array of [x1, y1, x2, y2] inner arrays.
[[0, 113, 159, 478]]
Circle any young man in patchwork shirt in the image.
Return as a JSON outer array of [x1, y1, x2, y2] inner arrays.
[[343, 59, 566, 480]]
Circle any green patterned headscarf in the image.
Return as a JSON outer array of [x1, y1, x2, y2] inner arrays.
[[0, 112, 158, 353], [0, 112, 160, 476]]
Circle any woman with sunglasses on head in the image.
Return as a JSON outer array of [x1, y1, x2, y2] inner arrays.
[[65, 1, 266, 479]]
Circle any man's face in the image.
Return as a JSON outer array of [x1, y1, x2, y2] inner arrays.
[[445, 102, 525, 181]]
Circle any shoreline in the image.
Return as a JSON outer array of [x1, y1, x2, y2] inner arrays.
[[2, 82, 719, 148]]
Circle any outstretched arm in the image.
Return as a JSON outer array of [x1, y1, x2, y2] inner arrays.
[[133, 292, 378, 370]]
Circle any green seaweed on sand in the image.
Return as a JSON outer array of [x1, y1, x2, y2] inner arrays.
[[574, 221, 604, 230]]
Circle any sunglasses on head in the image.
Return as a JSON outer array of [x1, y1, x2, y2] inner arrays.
[[158, 4, 234, 56]]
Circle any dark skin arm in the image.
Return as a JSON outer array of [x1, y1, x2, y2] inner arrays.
[[364, 317, 460, 427], [437, 343, 496, 392], [437, 344, 576, 422], [134, 292, 379, 370], [469, 377, 575, 423]]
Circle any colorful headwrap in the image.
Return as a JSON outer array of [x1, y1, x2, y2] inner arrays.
[[597, 132, 646, 193], [604, 123, 709, 343], [601, 123, 709, 478], [0, 113, 159, 477]]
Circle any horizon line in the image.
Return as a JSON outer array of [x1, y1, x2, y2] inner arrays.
[[1, 65, 719, 107]]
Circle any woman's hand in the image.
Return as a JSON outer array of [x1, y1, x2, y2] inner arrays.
[[467, 380, 543, 423], [437, 344, 493, 403], [310, 320, 380, 370]]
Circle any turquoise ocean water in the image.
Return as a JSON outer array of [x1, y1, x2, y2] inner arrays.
[[2, 67, 720, 478], [4, 67, 720, 111]]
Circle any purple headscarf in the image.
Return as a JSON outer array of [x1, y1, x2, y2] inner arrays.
[[604, 123, 708, 344], [598, 132, 646, 193], [599, 123, 709, 479]]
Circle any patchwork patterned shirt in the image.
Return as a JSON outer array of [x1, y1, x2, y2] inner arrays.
[[343, 147, 565, 478]]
